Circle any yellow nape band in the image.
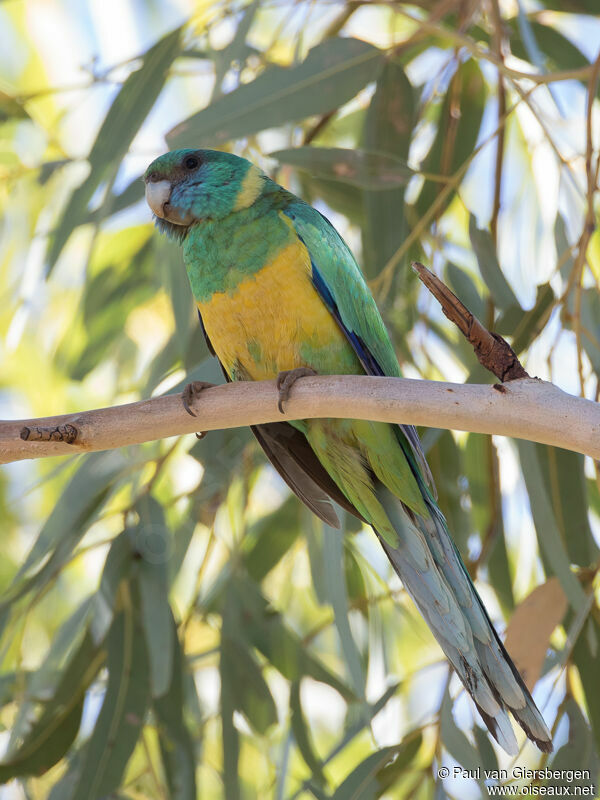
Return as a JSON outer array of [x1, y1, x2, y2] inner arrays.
[[233, 165, 264, 211]]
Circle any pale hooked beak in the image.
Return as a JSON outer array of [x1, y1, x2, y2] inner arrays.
[[145, 179, 195, 226], [145, 179, 172, 218]]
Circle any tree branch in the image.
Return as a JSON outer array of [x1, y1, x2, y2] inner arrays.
[[1, 375, 598, 464]]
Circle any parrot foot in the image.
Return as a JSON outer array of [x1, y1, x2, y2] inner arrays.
[[276, 367, 317, 413], [182, 381, 215, 438]]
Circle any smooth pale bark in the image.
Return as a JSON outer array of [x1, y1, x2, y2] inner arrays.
[[1, 376, 598, 465]]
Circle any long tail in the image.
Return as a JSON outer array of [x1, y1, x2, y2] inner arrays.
[[376, 484, 552, 755]]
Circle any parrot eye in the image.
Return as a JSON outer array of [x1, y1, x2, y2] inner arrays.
[[183, 155, 200, 170]]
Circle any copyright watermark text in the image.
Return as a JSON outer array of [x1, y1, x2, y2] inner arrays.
[[437, 767, 596, 795]]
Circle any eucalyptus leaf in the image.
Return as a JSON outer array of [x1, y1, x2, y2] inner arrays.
[[71, 606, 150, 799], [417, 59, 486, 219], [0, 630, 103, 781], [167, 37, 383, 147], [573, 616, 600, 753], [517, 442, 587, 611], [271, 146, 414, 191], [47, 26, 182, 270], [440, 686, 480, 773], [290, 680, 326, 785], [331, 745, 402, 800], [469, 216, 519, 311], [243, 495, 302, 582], [154, 613, 197, 800], [322, 519, 365, 698], [362, 58, 416, 280]]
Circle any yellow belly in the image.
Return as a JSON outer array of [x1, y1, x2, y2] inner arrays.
[[197, 238, 354, 380]]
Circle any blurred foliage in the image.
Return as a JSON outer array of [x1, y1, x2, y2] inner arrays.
[[0, 1, 599, 798]]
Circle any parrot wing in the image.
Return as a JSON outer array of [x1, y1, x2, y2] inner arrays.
[[281, 201, 434, 490]]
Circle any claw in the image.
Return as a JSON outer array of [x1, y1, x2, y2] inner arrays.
[[276, 367, 317, 413], [181, 381, 215, 437]]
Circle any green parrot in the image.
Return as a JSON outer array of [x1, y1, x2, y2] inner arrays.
[[144, 148, 552, 755]]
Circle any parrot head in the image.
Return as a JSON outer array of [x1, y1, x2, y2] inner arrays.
[[144, 149, 266, 239]]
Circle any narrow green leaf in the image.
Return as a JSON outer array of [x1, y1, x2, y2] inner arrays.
[[440, 687, 480, 773], [47, 26, 182, 269], [0, 630, 104, 781], [473, 726, 498, 775], [221, 636, 278, 735], [0, 90, 31, 121], [440, 689, 492, 800], [167, 37, 383, 147], [293, 682, 401, 800], [445, 263, 486, 322], [417, 59, 486, 219], [20, 597, 93, 703], [221, 592, 277, 735], [0, 672, 20, 709], [306, 511, 332, 605], [426, 430, 472, 552], [344, 545, 367, 612], [322, 519, 365, 698], [539, 0, 598, 12], [555, 214, 575, 282], [300, 174, 365, 227], [243, 496, 301, 582], [331, 746, 401, 800], [551, 699, 595, 786], [167, 517, 197, 587], [212, 0, 259, 98], [154, 614, 197, 800], [71, 237, 156, 379], [573, 616, 600, 753], [72, 604, 151, 800], [290, 680, 326, 786], [469, 216, 519, 311], [87, 173, 146, 224], [509, 283, 554, 354], [0, 699, 83, 784], [0, 454, 128, 628], [6, 598, 93, 753], [157, 237, 195, 358], [464, 434, 514, 611], [46, 752, 83, 800], [517, 442, 587, 610], [230, 575, 354, 701], [138, 566, 173, 698], [135, 496, 174, 698], [91, 529, 134, 644], [375, 735, 422, 795], [509, 20, 590, 74], [565, 288, 600, 374], [221, 594, 241, 800], [588, 477, 600, 517], [271, 147, 413, 191], [15, 451, 126, 581], [362, 58, 416, 280], [543, 448, 597, 567]]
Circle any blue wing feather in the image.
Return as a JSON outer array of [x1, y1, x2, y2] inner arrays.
[[283, 203, 435, 491]]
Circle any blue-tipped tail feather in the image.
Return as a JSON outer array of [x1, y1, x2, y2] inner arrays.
[[376, 485, 552, 755]]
